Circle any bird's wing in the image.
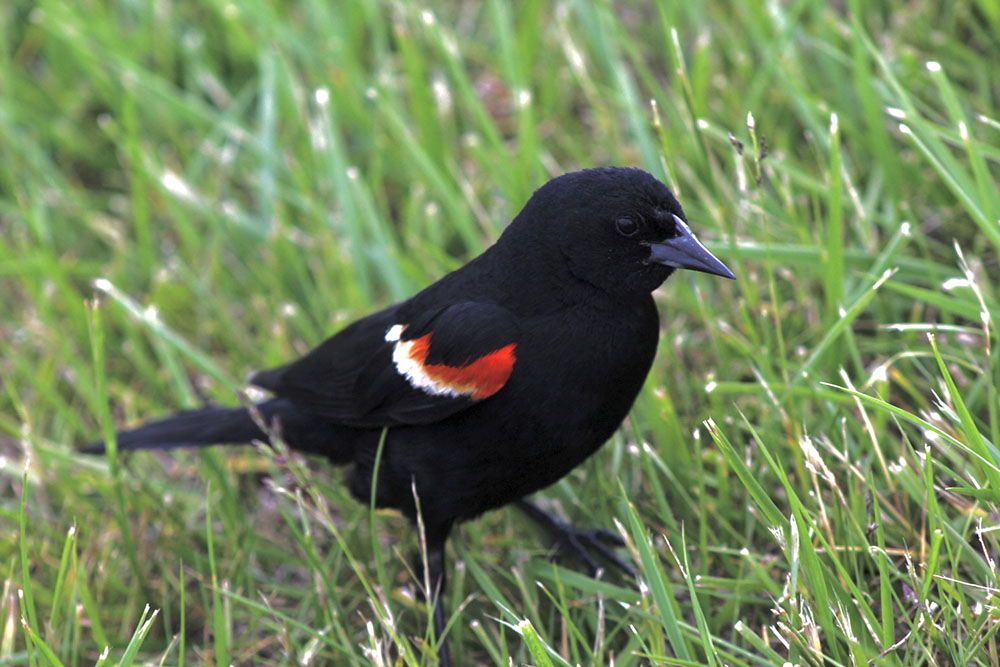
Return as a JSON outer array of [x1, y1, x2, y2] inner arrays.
[[250, 301, 520, 427]]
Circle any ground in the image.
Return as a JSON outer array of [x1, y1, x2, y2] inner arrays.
[[2, 1, 999, 665]]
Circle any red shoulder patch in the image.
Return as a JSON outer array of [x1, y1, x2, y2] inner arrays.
[[389, 327, 517, 400], [419, 338, 517, 399]]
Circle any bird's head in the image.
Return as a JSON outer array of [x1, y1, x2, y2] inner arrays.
[[503, 167, 734, 297]]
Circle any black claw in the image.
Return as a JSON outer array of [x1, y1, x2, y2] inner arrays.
[[566, 528, 634, 577], [556, 530, 601, 575], [515, 499, 634, 578], [588, 526, 627, 547]]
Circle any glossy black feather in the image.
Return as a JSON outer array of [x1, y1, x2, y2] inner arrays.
[[248, 306, 400, 423], [83, 398, 357, 461], [395, 301, 520, 366], [249, 301, 520, 427], [89, 165, 731, 524], [87, 167, 735, 663]]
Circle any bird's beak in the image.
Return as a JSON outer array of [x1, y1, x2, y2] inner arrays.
[[646, 215, 735, 279]]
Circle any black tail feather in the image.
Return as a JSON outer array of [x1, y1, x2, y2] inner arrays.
[[84, 398, 360, 464], [83, 399, 290, 454]]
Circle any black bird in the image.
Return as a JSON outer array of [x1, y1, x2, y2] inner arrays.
[[86, 167, 734, 664]]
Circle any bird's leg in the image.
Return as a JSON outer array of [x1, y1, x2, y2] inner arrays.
[[515, 499, 634, 577], [426, 532, 451, 667]]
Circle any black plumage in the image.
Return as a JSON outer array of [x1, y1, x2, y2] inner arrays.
[[86, 167, 734, 664]]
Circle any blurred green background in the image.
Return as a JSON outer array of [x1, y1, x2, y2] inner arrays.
[[2, 1, 998, 665]]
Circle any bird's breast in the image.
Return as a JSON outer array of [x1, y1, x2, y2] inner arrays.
[[505, 297, 659, 448]]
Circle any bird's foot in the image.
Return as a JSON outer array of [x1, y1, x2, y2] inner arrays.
[[515, 499, 634, 577]]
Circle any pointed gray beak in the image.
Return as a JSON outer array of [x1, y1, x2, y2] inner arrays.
[[646, 215, 735, 279]]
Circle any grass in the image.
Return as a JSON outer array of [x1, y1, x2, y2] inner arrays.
[[2, 0, 999, 664]]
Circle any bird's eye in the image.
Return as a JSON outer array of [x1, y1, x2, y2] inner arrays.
[[615, 217, 638, 237]]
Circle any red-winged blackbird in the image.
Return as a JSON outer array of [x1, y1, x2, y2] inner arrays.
[[87, 167, 734, 665]]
